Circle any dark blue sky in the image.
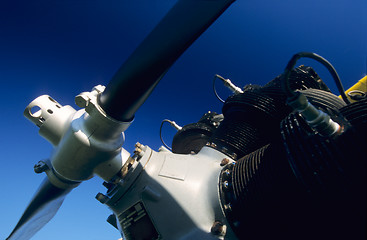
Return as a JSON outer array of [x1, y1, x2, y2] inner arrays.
[[1, 0, 366, 239]]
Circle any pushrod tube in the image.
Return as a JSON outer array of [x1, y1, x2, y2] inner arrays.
[[99, 0, 236, 122]]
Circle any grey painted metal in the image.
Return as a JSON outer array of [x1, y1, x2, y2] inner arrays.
[[103, 146, 238, 239], [24, 85, 131, 184], [9, 1, 237, 238], [24, 95, 77, 146], [8, 86, 132, 239]]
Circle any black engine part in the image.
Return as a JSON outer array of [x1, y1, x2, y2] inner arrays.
[[209, 66, 335, 159], [217, 67, 365, 239], [220, 108, 366, 239], [171, 111, 223, 154]]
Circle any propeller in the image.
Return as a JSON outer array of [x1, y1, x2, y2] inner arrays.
[[7, 0, 235, 239], [99, 0, 236, 122], [6, 178, 73, 240]]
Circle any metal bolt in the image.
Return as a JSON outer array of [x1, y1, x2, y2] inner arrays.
[[92, 85, 106, 94], [220, 158, 230, 166], [221, 169, 231, 181], [133, 142, 146, 159], [75, 93, 90, 108], [211, 221, 226, 236], [34, 160, 49, 174], [96, 192, 109, 204], [224, 203, 232, 212], [135, 142, 142, 148], [134, 148, 142, 156], [102, 181, 114, 190]]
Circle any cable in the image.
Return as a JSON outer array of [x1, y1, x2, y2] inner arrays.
[[159, 119, 182, 151], [282, 52, 350, 104], [213, 74, 244, 103], [282, 52, 343, 136], [213, 74, 226, 103]]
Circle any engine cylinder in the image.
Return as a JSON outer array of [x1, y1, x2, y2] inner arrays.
[[210, 66, 334, 159], [217, 68, 365, 239]]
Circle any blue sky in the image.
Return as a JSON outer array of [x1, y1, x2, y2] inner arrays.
[[0, 0, 366, 239]]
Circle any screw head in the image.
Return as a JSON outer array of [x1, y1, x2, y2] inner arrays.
[[211, 221, 226, 236], [135, 142, 142, 148], [220, 158, 230, 166], [134, 148, 142, 155], [75, 94, 90, 108], [34, 160, 49, 174], [96, 192, 109, 204], [92, 85, 106, 93], [224, 203, 232, 212]]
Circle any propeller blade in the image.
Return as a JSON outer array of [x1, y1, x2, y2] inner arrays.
[[99, 0, 235, 122], [7, 178, 72, 240], [8, 1, 236, 239]]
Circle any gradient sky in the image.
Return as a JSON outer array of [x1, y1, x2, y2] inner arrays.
[[1, 0, 366, 239]]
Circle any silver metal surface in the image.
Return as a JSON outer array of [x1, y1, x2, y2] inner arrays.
[[103, 146, 238, 239]]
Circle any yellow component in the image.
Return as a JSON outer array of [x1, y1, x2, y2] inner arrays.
[[341, 75, 367, 103]]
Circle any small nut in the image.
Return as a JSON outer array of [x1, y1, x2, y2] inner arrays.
[[135, 142, 142, 148], [220, 158, 230, 166], [211, 221, 226, 236], [134, 148, 142, 155], [75, 93, 90, 108], [224, 203, 232, 211], [34, 160, 49, 174], [95, 192, 109, 204], [92, 85, 106, 94]]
